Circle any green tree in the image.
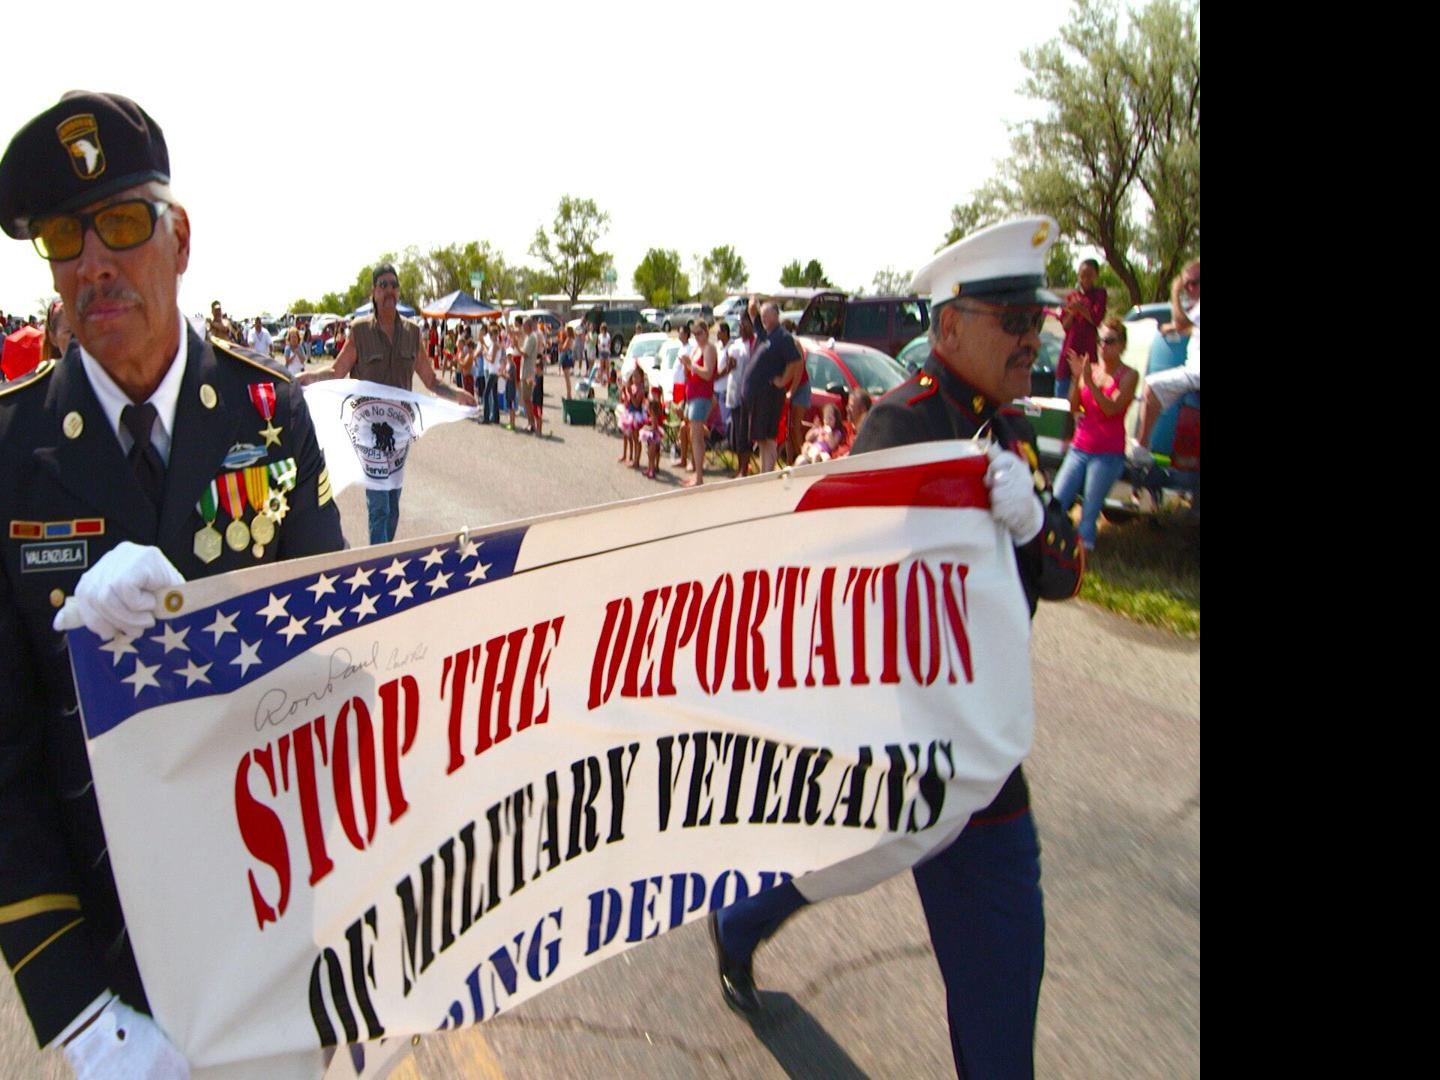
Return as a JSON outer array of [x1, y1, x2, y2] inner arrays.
[[632, 248, 689, 307], [942, 179, 1012, 247], [801, 259, 831, 288], [529, 196, 612, 302], [870, 267, 913, 295], [697, 245, 748, 304], [779, 259, 804, 287], [945, 0, 1199, 305], [1045, 241, 1076, 288], [289, 298, 316, 314]]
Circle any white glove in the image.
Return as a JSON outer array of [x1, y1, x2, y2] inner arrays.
[[1126, 439, 1154, 468], [53, 542, 184, 640], [985, 448, 1045, 545], [63, 999, 189, 1079]]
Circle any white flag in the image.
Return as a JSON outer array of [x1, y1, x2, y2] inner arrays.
[[303, 379, 477, 494]]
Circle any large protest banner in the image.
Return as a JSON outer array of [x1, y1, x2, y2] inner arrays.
[[66, 442, 1034, 1076]]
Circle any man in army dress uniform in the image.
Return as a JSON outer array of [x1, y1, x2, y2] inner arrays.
[[710, 218, 1083, 1079], [0, 91, 345, 1076]]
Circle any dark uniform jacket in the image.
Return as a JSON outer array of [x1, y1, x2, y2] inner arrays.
[[852, 351, 1082, 824], [0, 326, 345, 1045]]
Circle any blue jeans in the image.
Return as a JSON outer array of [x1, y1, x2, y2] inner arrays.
[[1053, 447, 1126, 549], [366, 487, 402, 545], [1053, 376, 1070, 401], [482, 374, 500, 423]]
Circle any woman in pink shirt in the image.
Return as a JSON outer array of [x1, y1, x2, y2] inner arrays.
[[1053, 317, 1139, 550]]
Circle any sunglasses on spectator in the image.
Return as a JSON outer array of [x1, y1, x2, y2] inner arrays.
[[375, 279, 400, 289], [1098, 334, 1122, 345], [960, 304, 1046, 336], [30, 199, 170, 261]]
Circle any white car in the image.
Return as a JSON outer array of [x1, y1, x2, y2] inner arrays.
[[618, 332, 670, 382]]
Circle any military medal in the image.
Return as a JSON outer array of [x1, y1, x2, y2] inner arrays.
[[193, 481, 223, 564], [217, 471, 250, 552], [266, 458, 297, 525], [247, 383, 283, 447], [243, 465, 275, 555]]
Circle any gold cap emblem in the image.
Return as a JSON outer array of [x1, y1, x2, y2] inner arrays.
[[63, 411, 84, 439], [1031, 222, 1050, 248], [56, 114, 106, 180]]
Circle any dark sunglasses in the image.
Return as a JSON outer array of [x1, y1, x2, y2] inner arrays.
[[961, 304, 1046, 336], [30, 199, 170, 262], [1098, 334, 1123, 345], [375, 279, 400, 289]]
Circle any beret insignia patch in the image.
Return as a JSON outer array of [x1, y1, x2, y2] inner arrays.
[[56, 114, 106, 180]]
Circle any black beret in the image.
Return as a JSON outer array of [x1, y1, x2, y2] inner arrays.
[[0, 91, 170, 240]]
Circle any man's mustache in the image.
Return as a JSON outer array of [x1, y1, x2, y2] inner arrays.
[[76, 285, 143, 319]]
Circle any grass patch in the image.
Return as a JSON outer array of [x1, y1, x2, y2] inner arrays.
[[1081, 509, 1200, 637]]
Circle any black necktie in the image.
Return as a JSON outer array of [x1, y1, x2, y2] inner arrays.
[[120, 402, 166, 508]]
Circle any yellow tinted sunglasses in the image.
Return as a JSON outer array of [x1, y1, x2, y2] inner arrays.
[[30, 199, 170, 262]]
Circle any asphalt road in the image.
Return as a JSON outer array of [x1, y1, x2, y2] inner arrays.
[[0, 385, 1199, 1078]]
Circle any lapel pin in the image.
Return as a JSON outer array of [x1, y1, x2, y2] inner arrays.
[[200, 384, 218, 409], [63, 412, 84, 439]]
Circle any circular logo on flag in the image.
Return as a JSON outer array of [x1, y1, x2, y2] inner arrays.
[[341, 395, 418, 480]]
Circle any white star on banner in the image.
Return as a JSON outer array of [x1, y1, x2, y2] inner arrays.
[[457, 537, 482, 561], [99, 634, 138, 666], [389, 578, 416, 604], [153, 623, 190, 654], [466, 562, 492, 584], [306, 573, 339, 602], [278, 616, 310, 644], [343, 566, 374, 591], [421, 547, 447, 569], [257, 592, 291, 625], [426, 571, 453, 594], [352, 593, 379, 621], [175, 659, 212, 688], [381, 557, 411, 582], [316, 606, 346, 632], [231, 640, 262, 677], [122, 659, 160, 697], [204, 610, 238, 643]]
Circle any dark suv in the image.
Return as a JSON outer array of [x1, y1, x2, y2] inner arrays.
[[797, 292, 930, 358], [578, 307, 645, 355]]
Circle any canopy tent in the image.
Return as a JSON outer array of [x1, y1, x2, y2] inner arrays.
[[347, 300, 418, 320], [419, 290, 500, 320], [1, 325, 44, 381]]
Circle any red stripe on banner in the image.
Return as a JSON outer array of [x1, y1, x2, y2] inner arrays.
[[794, 456, 990, 514]]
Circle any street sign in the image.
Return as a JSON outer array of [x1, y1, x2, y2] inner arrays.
[[469, 271, 484, 290]]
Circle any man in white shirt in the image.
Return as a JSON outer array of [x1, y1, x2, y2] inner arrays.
[[247, 316, 273, 355], [725, 312, 757, 476]]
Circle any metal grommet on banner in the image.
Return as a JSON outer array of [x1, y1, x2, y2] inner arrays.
[[456, 529, 469, 549], [411, 1035, 421, 1047], [163, 591, 183, 613]]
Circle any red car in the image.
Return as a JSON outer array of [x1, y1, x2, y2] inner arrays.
[[787, 336, 909, 448]]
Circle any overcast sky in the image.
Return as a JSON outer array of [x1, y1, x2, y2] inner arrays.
[[0, 0, 1081, 319]]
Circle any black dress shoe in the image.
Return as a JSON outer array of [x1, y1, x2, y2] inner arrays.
[[709, 912, 761, 1015]]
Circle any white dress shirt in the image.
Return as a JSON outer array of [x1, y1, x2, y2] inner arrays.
[[79, 309, 189, 465]]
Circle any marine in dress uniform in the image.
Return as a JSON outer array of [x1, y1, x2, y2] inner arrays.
[[0, 91, 345, 1072], [711, 218, 1082, 1079]]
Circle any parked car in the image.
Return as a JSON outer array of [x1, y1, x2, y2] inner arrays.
[[796, 336, 909, 430], [640, 307, 667, 328], [796, 292, 930, 359], [618, 332, 670, 382], [574, 306, 646, 357], [662, 302, 712, 332], [713, 295, 748, 321]]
